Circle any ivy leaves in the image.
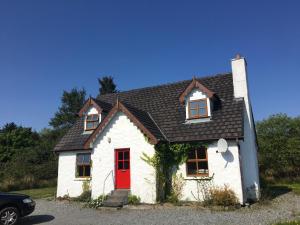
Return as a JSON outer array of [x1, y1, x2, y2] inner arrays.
[[141, 141, 209, 202]]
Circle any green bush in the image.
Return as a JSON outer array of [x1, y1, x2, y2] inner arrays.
[[128, 194, 141, 205], [72, 190, 91, 202], [0, 177, 56, 192], [257, 114, 300, 180], [203, 185, 239, 207], [0, 124, 59, 192], [166, 173, 185, 204], [86, 195, 107, 208], [166, 193, 179, 204], [56, 194, 71, 201]]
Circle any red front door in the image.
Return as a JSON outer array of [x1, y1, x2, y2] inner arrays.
[[115, 148, 130, 189]]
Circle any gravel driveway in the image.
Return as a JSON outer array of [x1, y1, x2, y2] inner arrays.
[[20, 192, 300, 225]]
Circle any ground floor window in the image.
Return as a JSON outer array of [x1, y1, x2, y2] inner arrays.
[[76, 153, 91, 177], [186, 147, 208, 176]]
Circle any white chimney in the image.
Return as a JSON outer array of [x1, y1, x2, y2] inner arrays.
[[231, 54, 249, 100], [231, 54, 253, 128], [231, 54, 260, 201]]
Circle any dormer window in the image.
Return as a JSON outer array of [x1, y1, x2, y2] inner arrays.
[[85, 114, 99, 130], [188, 99, 208, 119], [179, 78, 215, 122]]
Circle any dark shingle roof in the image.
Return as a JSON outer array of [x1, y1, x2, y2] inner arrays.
[[93, 98, 113, 112], [54, 73, 244, 152], [54, 117, 91, 152], [122, 102, 166, 141]]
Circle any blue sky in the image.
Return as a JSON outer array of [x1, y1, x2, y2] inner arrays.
[[0, 0, 299, 131]]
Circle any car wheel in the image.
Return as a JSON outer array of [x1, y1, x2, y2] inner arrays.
[[0, 207, 19, 225]]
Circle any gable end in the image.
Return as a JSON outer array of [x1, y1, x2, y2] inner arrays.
[[179, 77, 215, 104], [83, 100, 159, 149]]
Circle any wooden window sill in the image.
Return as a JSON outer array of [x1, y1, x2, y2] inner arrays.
[[74, 177, 91, 181], [184, 173, 214, 180]]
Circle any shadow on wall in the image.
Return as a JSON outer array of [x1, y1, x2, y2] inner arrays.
[[221, 150, 234, 168], [21, 215, 55, 225]]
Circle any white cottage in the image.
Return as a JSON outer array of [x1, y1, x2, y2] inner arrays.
[[54, 55, 260, 206]]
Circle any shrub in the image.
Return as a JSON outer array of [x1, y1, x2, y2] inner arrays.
[[73, 190, 91, 202], [86, 195, 107, 208], [128, 194, 141, 205], [204, 185, 239, 207], [167, 173, 185, 204], [56, 194, 71, 201], [0, 177, 56, 192]]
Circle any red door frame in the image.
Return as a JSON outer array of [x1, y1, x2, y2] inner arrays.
[[115, 148, 130, 189]]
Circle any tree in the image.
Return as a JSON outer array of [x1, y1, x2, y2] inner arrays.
[[256, 114, 300, 179], [1, 122, 17, 133], [0, 123, 40, 163], [98, 76, 118, 96], [49, 88, 86, 131], [0, 124, 58, 191]]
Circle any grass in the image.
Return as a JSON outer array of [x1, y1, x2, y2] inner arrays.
[[280, 183, 300, 195], [260, 178, 300, 204], [270, 182, 300, 196], [273, 220, 300, 225], [11, 186, 56, 199]]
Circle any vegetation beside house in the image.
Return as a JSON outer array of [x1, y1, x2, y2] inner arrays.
[[11, 186, 56, 199], [0, 76, 116, 193], [257, 114, 300, 200]]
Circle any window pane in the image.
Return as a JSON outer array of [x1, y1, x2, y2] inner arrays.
[[118, 161, 123, 170], [86, 122, 93, 129], [92, 114, 99, 120], [198, 161, 208, 170], [77, 154, 84, 164], [76, 153, 91, 164], [92, 121, 99, 128], [197, 148, 206, 159], [124, 151, 129, 160], [188, 150, 196, 160], [86, 115, 93, 120], [77, 153, 91, 164], [199, 100, 207, 107], [84, 166, 91, 177], [78, 166, 84, 177], [190, 101, 199, 108], [77, 154, 83, 163], [124, 161, 129, 169], [187, 162, 197, 175], [190, 109, 198, 117], [82, 154, 91, 164], [118, 151, 123, 160], [199, 108, 206, 116], [198, 161, 208, 174]]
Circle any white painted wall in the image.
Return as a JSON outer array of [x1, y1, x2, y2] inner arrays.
[[231, 57, 260, 201], [185, 89, 211, 119], [86, 106, 99, 115], [91, 111, 157, 204], [56, 151, 91, 198], [177, 141, 244, 203]]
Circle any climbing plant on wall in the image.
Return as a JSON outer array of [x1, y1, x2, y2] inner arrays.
[[141, 141, 209, 202]]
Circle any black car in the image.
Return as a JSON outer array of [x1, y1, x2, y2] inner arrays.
[[0, 192, 35, 225]]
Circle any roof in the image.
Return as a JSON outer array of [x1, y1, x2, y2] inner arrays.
[[83, 101, 165, 148], [53, 116, 91, 152], [54, 73, 244, 152]]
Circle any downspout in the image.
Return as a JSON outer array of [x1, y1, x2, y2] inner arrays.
[[236, 138, 245, 204]]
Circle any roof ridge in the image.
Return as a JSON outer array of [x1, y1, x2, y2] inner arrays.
[[98, 72, 231, 98], [147, 112, 169, 142]]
